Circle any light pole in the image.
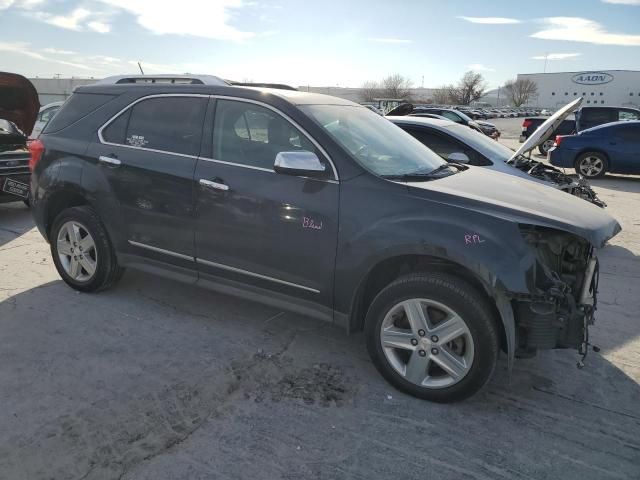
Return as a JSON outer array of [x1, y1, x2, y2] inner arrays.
[[543, 53, 549, 74]]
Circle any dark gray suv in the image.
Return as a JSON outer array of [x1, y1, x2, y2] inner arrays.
[[30, 80, 620, 402]]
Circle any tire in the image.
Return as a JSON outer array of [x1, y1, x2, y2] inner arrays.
[[575, 152, 607, 179], [50, 206, 124, 292], [538, 139, 555, 156], [365, 272, 499, 403]]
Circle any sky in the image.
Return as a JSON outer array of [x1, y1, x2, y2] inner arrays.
[[0, 0, 639, 88]]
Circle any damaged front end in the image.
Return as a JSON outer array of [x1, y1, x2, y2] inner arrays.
[[510, 155, 606, 208], [514, 225, 600, 366]]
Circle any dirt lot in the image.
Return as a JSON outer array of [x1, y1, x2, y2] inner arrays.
[[1, 136, 639, 478]]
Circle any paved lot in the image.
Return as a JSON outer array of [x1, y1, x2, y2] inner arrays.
[[1, 149, 639, 478]]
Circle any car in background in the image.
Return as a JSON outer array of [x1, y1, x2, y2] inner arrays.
[[31, 101, 64, 139], [402, 106, 500, 138], [549, 121, 640, 178], [520, 105, 640, 155], [389, 115, 605, 207], [0, 72, 39, 204]]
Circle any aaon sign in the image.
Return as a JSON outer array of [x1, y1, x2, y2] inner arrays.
[[571, 72, 614, 85]]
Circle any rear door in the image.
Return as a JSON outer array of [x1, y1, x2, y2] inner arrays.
[[87, 94, 208, 263], [193, 98, 339, 313], [609, 124, 640, 173]]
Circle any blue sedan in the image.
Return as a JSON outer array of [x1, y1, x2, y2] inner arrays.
[[549, 121, 640, 178]]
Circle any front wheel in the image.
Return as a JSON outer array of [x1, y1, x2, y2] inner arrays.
[[50, 206, 124, 292], [575, 152, 607, 178], [365, 273, 499, 403]]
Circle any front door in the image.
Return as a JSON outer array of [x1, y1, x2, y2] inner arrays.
[[87, 94, 208, 261], [194, 98, 339, 311]]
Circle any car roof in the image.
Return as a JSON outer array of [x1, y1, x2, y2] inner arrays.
[[581, 119, 640, 134], [74, 83, 359, 107], [386, 116, 458, 129]]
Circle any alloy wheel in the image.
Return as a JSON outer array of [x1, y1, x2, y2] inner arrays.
[[56, 221, 98, 282], [578, 155, 604, 177], [380, 298, 474, 389]]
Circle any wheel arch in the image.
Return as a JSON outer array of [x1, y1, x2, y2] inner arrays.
[[44, 187, 93, 239], [347, 253, 509, 353]]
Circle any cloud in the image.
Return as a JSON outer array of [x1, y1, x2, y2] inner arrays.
[[88, 21, 111, 33], [96, 0, 256, 41], [458, 16, 521, 24], [468, 63, 495, 71], [0, 41, 94, 70], [367, 37, 413, 44], [28, 6, 112, 33], [0, 0, 43, 10], [532, 17, 640, 46], [601, 0, 640, 4], [42, 47, 77, 55], [531, 53, 581, 60]]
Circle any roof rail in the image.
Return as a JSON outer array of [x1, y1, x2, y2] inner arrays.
[[95, 74, 229, 86], [229, 82, 298, 91]]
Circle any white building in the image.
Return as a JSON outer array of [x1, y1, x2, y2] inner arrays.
[[517, 70, 640, 109]]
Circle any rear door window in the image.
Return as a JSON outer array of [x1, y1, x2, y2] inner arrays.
[[102, 96, 208, 156]]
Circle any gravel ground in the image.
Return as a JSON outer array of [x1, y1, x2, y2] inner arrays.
[[1, 151, 639, 479]]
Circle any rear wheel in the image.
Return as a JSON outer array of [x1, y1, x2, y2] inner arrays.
[[538, 139, 555, 156], [50, 206, 124, 292], [365, 273, 499, 403], [575, 152, 607, 178]]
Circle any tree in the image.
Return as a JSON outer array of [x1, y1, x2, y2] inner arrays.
[[379, 74, 413, 100], [433, 85, 454, 104], [360, 80, 381, 102], [449, 71, 487, 105], [503, 78, 538, 107]]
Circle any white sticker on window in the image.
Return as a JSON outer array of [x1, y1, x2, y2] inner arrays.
[[127, 134, 149, 148]]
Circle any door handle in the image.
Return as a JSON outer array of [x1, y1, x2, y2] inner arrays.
[[98, 155, 121, 166], [199, 179, 229, 191]]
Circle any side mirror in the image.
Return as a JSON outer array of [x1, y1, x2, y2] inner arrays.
[[447, 152, 470, 164], [274, 151, 326, 177]]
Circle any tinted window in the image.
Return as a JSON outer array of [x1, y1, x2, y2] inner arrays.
[[213, 100, 317, 170], [102, 108, 131, 144], [44, 93, 114, 133], [104, 97, 208, 156], [441, 111, 463, 123]]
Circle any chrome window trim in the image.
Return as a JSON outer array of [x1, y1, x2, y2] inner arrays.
[[197, 156, 339, 184], [196, 258, 320, 294], [211, 95, 339, 181], [97, 93, 339, 181], [128, 240, 194, 261]]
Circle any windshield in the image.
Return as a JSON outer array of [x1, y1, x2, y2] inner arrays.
[[301, 105, 446, 177], [443, 123, 514, 162]]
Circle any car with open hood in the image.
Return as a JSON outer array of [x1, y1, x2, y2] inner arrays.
[[390, 98, 605, 208], [0, 72, 39, 204], [30, 78, 620, 402]]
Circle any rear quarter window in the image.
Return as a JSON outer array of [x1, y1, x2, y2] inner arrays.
[[43, 93, 115, 134]]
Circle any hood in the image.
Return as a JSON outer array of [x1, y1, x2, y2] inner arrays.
[[510, 98, 581, 160], [385, 102, 414, 116], [476, 120, 496, 128], [0, 72, 39, 136], [404, 167, 620, 247]]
